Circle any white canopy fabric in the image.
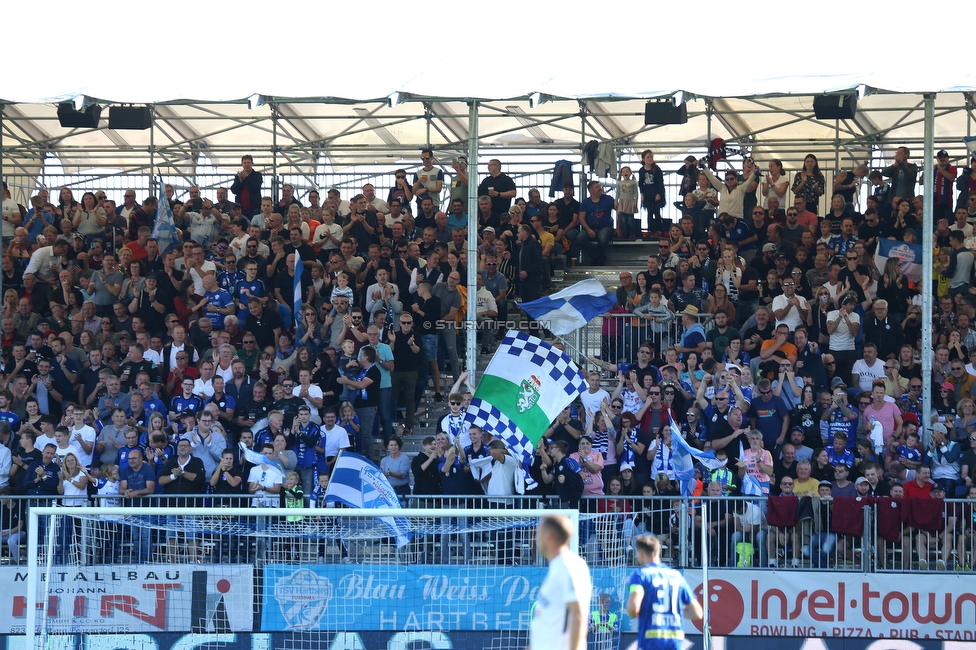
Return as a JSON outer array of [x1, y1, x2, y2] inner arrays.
[[3, 1, 976, 176], [6, 1, 976, 104]]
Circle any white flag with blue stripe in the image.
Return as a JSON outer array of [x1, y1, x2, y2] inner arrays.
[[150, 177, 181, 253], [293, 250, 303, 320], [519, 278, 617, 335], [670, 413, 725, 496], [325, 451, 412, 547]]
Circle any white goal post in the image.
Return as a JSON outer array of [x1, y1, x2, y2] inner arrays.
[[25, 506, 603, 650]]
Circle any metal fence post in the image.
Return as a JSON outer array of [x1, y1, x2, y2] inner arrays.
[[679, 499, 689, 568], [862, 504, 872, 572]]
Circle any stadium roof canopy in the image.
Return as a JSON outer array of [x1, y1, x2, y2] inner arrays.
[[4, 1, 976, 176]]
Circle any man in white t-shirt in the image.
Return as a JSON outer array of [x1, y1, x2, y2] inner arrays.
[[485, 440, 517, 498], [826, 293, 860, 381], [68, 404, 97, 468], [186, 244, 217, 297], [1, 182, 23, 241], [317, 409, 351, 474], [529, 514, 592, 650], [851, 342, 885, 394], [771, 277, 810, 330], [578, 372, 610, 428], [247, 443, 284, 507], [293, 369, 324, 419]]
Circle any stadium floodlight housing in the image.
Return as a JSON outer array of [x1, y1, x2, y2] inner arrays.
[[72, 95, 89, 111]]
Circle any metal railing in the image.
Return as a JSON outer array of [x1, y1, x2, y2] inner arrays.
[[5, 493, 972, 571], [572, 311, 713, 366], [3, 161, 854, 228]]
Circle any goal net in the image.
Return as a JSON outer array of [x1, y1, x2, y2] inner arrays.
[[23, 506, 633, 650]]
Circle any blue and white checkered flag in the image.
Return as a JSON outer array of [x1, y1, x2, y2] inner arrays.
[[465, 330, 587, 493]]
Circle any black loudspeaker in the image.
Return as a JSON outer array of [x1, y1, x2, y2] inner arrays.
[[813, 95, 857, 120], [644, 101, 687, 125], [57, 103, 102, 128], [109, 106, 152, 130]]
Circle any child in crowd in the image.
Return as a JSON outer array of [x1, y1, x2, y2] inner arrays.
[[330, 272, 355, 309], [615, 166, 639, 239], [309, 473, 331, 508], [337, 340, 360, 403]]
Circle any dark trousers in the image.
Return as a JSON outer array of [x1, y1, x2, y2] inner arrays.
[[391, 370, 419, 429]]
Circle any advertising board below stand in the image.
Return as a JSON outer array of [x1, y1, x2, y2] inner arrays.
[[683, 570, 976, 641], [2, 633, 976, 650], [0, 565, 253, 634]]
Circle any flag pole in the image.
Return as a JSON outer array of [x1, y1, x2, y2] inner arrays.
[[701, 503, 712, 650]]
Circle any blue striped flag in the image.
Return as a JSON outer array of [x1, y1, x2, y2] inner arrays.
[[293, 250, 303, 320], [519, 278, 617, 335], [325, 452, 412, 547], [150, 177, 181, 253], [670, 413, 725, 496]]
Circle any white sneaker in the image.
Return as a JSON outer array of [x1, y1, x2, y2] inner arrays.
[[919, 559, 928, 571], [791, 558, 800, 568], [768, 560, 777, 568], [936, 559, 947, 571]]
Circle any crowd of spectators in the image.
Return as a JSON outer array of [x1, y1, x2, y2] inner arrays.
[[1, 144, 975, 570]]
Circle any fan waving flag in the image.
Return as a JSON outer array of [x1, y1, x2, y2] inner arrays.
[[150, 177, 180, 254], [326, 452, 412, 547], [519, 278, 617, 335], [464, 330, 587, 492], [670, 413, 725, 496]]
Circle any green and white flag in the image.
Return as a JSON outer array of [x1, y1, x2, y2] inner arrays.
[[464, 330, 587, 491]]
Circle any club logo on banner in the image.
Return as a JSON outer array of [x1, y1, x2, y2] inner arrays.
[[273, 568, 335, 630], [874, 238, 922, 283], [517, 376, 542, 413]]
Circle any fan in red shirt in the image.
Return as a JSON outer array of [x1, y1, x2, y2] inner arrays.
[[902, 465, 933, 499]]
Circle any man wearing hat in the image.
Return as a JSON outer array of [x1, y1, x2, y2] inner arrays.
[[927, 423, 965, 497], [831, 464, 856, 497], [933, 149, 957, 221], [750, 243, 779, 279], [673, 155, 700, 209], [674, 306, 706, 360]]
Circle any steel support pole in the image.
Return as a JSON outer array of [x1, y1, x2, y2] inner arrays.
[[149, 105, 155, 181], [0, 106, 4, 303], [272, 104, 279, 202], [921, 94, 935, 437], [466, 102, 479, 382]]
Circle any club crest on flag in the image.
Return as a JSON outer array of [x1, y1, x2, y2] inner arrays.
[[358, 464, 400, 509], [517, 375, 542, 413]]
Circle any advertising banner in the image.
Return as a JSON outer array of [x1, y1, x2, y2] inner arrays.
[[3, 632, 975, 650], [683, 570, 976, 642], [0, 565, 254, 634], [261, 564, 624, 631]]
